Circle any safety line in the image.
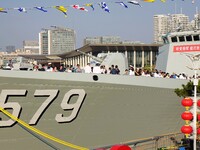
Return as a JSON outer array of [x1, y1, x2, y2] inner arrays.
[[18, 123, 61, 150], [0, 107, 89, 150]]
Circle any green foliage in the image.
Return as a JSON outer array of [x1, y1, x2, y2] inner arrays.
[[174, 80, 200, 97], [143, 65, 155, 71]]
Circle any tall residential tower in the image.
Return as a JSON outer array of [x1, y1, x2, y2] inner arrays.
[[39, 26, 76, 55], [154, 14, 189, 43], [83, 36, 121, 45]]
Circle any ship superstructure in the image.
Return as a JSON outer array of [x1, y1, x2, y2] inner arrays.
[[156, 30, 200, 77]]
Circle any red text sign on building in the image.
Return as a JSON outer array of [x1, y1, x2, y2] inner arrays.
[[173, 45, 200, 52]]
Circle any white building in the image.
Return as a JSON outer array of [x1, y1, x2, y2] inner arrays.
[[84, 37, 101, 45], [39, 27, 76, 55], [154, 14, 190, 43], [153, 15, 170, 43], [170, 14, 189, 32], [83, 36, 121, 45], [23, 40, 39, 54]]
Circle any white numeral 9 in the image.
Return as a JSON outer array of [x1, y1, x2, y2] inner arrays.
[[55, 89, 86, 123]]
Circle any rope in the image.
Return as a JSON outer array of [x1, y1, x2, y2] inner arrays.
[[0, 107, 89, 150], [17, 123, 61, 150]]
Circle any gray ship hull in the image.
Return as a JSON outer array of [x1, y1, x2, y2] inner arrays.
[[0, 71, 188, 150]]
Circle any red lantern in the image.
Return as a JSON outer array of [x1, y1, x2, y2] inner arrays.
[[198, 114, 200, 121], [181, 97, 193, 110], [197, 128, 200, 135], [110, 145, 131, 150], [181, 111, 193, 124], [181, 125, 193, 138], [197, 100, 200, 107]]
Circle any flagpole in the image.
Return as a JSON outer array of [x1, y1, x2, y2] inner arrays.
[[182, 53, 200, 150], [174, 2, 177, 14]]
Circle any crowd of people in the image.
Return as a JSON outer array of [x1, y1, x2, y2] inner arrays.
[[32, 62, 190, 80]]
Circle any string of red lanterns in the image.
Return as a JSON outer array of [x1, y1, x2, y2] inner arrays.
[[181, 97, 200, 138]]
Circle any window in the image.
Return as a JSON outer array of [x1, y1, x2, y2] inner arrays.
[[193, 35, 200, 41], [144, 51, 150, 67], [136, 51, 142, 68], [186, 35, 192, 41], [152, 51, 158, 66], [171, 37, 177, 42], [127, 51, 134, 67], [179, 36, 185, 42]]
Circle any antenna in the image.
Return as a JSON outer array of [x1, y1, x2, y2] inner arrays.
[[174, 2, 177, 14], [198, 12, 200, 30], [41, 28, 48, 31], [50, 26, 67, 30], [192, 0, 195, 4], [194, 8, 200, 30]]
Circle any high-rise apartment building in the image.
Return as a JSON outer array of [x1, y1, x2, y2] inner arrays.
[[101, 36, 121, 44], [39, 27, 76, 55], [84, 37, 101, 45], [153, 15, 170, 43], [170, 14, 189, 32], [154, 14, 189, 43], [191, 13, 200, 30], [83, 36, 121, 45], [6, 45, 15, 53], [23, 40, 39, 54]]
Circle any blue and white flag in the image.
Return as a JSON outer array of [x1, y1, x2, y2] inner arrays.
[[35, 7, 48, 12], [15, 7, 27, 12], [115, 2, 128, 8], [128, 1, 142, 7], [99, 2, 110, 13]]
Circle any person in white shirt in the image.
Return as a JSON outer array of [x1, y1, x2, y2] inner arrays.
[[93, 63, 101, 74], [84, 63, 92, 73], [46, 63, 53, 72], [129, 66, 135, 76]]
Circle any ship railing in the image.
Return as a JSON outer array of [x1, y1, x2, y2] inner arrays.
[[93, 132, 185, 150]]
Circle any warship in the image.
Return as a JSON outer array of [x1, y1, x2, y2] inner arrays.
[[1, 29, 200, 150]]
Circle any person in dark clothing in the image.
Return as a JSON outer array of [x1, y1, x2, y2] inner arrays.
[[115, 65, 120, 74], [38, 64, 46, 71], [110, 65, 117, 74], [59, 65, 65, 72]]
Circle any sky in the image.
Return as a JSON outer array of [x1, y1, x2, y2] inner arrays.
[[0, 0, 199, 51]]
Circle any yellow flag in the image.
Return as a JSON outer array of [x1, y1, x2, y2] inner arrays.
[[54, 6, 67, 17], [84, 3, 94, 10], [85, 3, 92, 7], [160, 0, 166, 2], [143, 0, 155, 2], [0, 8, 7, 13]]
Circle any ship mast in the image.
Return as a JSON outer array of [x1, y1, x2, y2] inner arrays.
[[194, 7, 200, 30]]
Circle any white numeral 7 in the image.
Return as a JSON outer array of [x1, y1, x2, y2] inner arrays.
[[29, 90, 58, 125]]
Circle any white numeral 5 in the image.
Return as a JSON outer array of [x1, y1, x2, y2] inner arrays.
[[0, 90, 26, 127]]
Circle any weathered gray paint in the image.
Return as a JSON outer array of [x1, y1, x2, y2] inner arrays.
[[0, 71, 188, 150]]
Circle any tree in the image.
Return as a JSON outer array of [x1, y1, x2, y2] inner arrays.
[[174, 80, 200, 97]]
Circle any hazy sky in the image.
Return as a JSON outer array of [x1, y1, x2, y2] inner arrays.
[[0, 0, 199, 50]]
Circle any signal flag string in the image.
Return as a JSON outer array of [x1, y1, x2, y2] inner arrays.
[[0, 0, 196, 17]]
